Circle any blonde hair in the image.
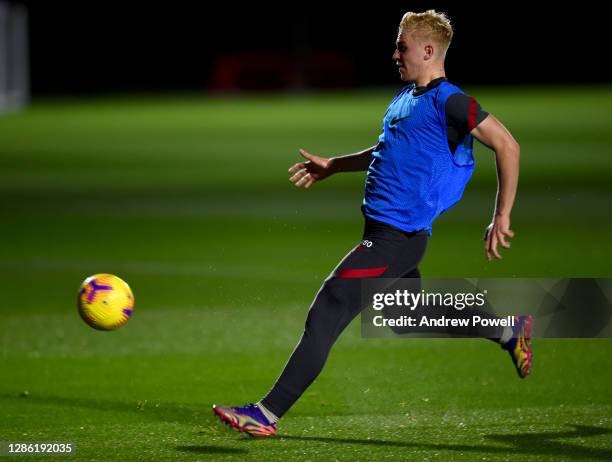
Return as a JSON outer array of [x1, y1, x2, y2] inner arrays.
[[399, 10, 453, 55]]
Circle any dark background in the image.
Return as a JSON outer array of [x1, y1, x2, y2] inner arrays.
[[15, 1, 610, 95]]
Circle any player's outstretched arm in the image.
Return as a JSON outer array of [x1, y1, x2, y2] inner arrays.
[[288, 146, 376, 189], [470, 115, 521, 261]]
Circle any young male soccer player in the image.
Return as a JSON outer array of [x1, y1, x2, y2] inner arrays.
[[213, 10, 531, 438]]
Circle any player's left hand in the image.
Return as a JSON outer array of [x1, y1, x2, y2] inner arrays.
[[484, 215, 514, 261]]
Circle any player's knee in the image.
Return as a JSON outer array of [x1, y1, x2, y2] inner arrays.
[[318, 277, 360, 307]]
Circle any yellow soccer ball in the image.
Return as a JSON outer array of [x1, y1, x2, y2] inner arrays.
[[77, 274, 134, 330]]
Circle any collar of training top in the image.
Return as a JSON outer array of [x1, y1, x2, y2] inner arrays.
[[412, 77, 448, 96]]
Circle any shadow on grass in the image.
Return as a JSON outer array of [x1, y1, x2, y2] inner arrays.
[[1, 392, 206, 424], [4, 394, 610, 459], [175, 445, 247, 455], [3, 393, 254, 455], [281, 425, 611, 460]]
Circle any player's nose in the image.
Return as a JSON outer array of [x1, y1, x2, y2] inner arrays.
[[392, 49, 399, 61]]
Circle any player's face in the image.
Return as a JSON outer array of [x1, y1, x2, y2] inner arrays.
[[392, 31, 423, 82]]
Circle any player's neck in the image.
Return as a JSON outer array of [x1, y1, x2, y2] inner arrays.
[[414, 69, 446, 88]]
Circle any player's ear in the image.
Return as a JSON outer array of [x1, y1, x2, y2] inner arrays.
[[424, 44, 434, 61]]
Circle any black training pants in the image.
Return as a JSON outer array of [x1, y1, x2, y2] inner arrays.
[[261, 217, 502, 418]]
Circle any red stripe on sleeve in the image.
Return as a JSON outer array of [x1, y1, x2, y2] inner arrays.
[[468, 96, 477, 131], [337, 265, 389, 279]]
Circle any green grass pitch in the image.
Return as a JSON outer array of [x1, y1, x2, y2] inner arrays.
[[0, 87, 611, 460]]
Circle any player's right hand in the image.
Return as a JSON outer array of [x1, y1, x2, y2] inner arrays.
[[288, 148, 334, 189], [483, 214, 514, 261]]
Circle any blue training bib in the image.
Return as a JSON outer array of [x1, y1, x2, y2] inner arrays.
[[362, 81, 475, 234]]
